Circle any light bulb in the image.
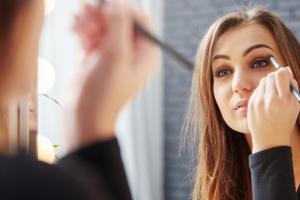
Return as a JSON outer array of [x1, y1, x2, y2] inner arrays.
[[37, 135, 56, 164], [38, 57, 55, 94], [45, 0, 56, 16]]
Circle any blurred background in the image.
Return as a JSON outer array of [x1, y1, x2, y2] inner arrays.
[[38, 0, 300, 200]]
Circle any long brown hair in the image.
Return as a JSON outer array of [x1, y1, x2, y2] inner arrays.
[[0, 0, 26, 46], [184, 7, 300, 200], [0, 0, 31, 153], [0, 0, 33, 69]]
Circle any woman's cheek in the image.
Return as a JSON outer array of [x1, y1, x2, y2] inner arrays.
[[215, 80, 240, 127], [214, 83, 231, 115]]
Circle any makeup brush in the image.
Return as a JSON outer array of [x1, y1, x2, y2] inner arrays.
[[133, 22, 194, 71], [269, 56, 300, 102], [98, 0, 195, 71]]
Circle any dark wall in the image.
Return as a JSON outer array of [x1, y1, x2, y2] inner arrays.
[[163, 0, 300, 199]]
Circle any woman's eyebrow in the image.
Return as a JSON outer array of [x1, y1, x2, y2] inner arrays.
[[212, 55, 230, 62], [243, 43, 273, 57], [212, 43, 274, 62]]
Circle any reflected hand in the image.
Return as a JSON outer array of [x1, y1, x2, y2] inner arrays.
[[63, 2, 160, 150]]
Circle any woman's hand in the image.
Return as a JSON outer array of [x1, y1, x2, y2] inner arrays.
[[247, 67, 300, 153], [63, 2, 160, 150]]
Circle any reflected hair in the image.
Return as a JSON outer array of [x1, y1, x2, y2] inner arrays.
[[0, 0, 33, 152], [0, 0, 30, 57]]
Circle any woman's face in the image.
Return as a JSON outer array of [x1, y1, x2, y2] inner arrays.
[[0, 0, 44, 104], [212, 23, 285, 134]]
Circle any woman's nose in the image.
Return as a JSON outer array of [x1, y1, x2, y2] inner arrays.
[[231, 70, 253, 94]]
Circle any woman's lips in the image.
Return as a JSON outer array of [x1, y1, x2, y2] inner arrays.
[[234, 100, 248, 114], [236, 105, 248, 113]]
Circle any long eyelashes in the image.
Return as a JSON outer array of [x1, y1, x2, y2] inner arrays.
[[213, 67, 231, 78], [251, 56, 272, 69], [213, 55, 274, 78]]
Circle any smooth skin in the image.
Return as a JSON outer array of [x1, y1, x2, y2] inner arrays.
[[212, 23, 300, 189]]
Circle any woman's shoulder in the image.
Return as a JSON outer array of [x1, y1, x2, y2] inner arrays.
[[0, 153, 89, 200]]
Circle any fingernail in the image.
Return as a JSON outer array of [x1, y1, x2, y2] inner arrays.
[[286, 66, 293, 75]]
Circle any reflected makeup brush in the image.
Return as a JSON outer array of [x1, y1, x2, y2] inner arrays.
[[98, 0, 195, 71], [269, 56, 300, 102]]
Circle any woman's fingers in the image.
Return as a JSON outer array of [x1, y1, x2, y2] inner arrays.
[[258, 77, 266, 97], [102, 2, 132, 61], [265, 73, 278, 99], [129, 4, 154, 37], [250, 77, 265, 110], [260, 66, 300, 103], [248, 65, 300, 153], [73, 4, 107, 53], [275, 67, 293, 98]]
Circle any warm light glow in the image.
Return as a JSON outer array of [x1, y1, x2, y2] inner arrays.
[[45, 0, 56, 16], [38, 57, 55, 94], [37, 135, 56, 164]]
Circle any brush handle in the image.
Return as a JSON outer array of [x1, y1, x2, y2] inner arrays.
[[270, 57, 300, 102], [97, 0, 194, 71], [290, 84, 300, 102], [133, 22, 194, 71]]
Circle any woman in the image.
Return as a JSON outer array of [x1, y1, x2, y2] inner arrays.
[[186, 7, 300, 200], [0, 0, 158, 199]]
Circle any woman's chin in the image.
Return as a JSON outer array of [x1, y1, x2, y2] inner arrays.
[[233, 129, 251, 135], [235, 127, 250, 135], [228, 118, 250, 134]]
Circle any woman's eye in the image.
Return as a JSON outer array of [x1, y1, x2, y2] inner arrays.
[[214, 68, 231, 78], [252, 59, 269, 69]]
